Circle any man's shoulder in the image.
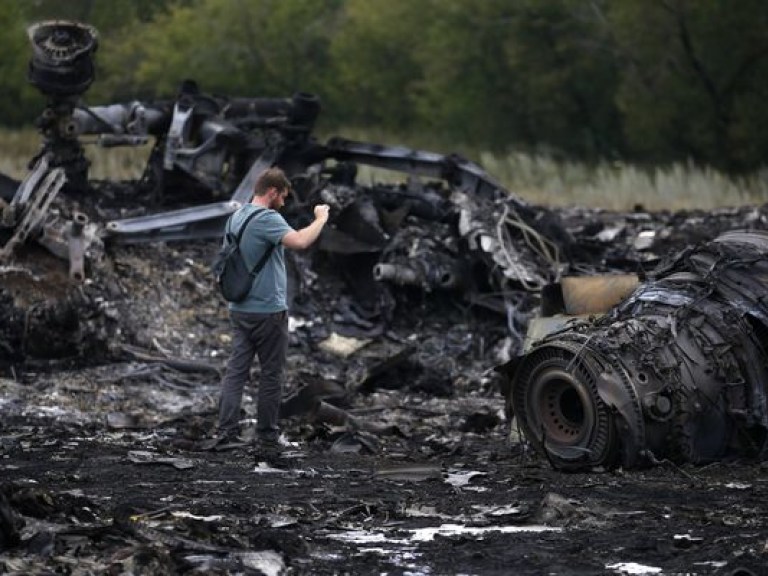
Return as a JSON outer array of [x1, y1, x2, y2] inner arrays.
[[238, 207, 291, 244], [240, 204, 269, 217], [234, 205, 281, 224], [231, 204, 259, 223], [260, 208, 291, 228]]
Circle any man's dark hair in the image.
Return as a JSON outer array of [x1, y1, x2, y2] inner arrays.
[[254, 167, 291, 197]]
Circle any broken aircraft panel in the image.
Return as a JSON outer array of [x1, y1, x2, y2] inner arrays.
[[500, 230, 768, 470]]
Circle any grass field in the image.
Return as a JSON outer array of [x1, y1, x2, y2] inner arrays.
[[0, 127, 151, 183], [2, 127, 765, 211]]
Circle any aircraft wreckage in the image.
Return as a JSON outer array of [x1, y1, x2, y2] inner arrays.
[[500, 231, 768, 470], [0, 20, 560, 363], [1, 21, 767, 470]]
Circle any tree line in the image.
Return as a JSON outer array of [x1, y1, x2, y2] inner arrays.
[[1, 0, 767, 173]]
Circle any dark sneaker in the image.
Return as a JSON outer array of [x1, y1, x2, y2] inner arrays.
[[252, 438, 283, 465], [199, 432, 247, 451]]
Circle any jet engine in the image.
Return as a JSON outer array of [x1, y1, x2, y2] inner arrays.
[[502, 230, 768, 469]]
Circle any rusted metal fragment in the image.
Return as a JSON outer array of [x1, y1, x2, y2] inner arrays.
[[560, 275, 639, 315]]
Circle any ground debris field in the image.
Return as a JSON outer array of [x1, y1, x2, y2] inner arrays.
[[2, 202, 768, 576]]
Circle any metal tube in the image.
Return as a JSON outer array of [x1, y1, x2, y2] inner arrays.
[[372, 263, 420, 286], [67, 212, 89, 282]]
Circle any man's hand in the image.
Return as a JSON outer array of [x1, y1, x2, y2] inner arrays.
[[314, 204, 330, 222], [283, 204, 331, 250]]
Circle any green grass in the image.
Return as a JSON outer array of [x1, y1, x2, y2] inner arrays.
[[0, 128, 41, 177], [0, 127, 151, 182], [479, 151, 768, 211], [2, 127, 766, 211]]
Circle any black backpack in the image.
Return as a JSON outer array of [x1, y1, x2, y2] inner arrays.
[[211, 208, 275, 302]]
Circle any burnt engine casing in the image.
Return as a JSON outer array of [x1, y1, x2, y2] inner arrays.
[[27, 20, 98, 97], [503, 230, 768, 470]]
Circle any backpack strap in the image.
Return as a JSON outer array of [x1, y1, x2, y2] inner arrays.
[[229, 207, 264, 245], [229, 207, 275, 278], [249, 242, 276, 278]]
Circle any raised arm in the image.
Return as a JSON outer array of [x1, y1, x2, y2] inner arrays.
[[282, 204, 330, 250]]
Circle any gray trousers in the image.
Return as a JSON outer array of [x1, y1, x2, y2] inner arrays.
[[217, 310, 288, 442]]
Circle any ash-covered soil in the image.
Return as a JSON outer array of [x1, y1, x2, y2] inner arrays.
[[2, 204, 768, 575]]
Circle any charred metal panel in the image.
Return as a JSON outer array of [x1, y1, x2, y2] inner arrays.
[[502, 231, 768, 470]]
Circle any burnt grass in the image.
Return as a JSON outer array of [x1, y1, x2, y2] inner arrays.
[[2, 205, 768, 575]]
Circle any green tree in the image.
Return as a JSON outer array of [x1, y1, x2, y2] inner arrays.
[[411, 0, 524, 150], [0, 2, 43, 125], [496, 0, 623, 158], [94, 0, 342, 103], [19, 0, 180, 31], [325, 0, 429, 131], [606, 0, 768, 171], [400, 0, 622, 157]]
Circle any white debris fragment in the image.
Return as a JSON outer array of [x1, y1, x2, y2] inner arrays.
[[252, 462, 288, 473], [318, 332, 371, 357], [171, 511, 223, 522], [606, 562, 662, 575], [288, 315, 314, 332], [633, 229, 656, 250], [443, 470, 486, 488], [410, 523, 561, 542], [239, 551, 285, 576], [470, 504, 522, 516]]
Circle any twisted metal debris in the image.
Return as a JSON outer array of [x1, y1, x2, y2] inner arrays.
[[1, 20, 565, 366], [502, 230, 768, 470]]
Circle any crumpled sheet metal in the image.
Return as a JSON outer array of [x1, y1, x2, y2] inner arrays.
[[502, 230, 768, 470]]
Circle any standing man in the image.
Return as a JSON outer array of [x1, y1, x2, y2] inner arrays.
[[214, 167, 329, 461]]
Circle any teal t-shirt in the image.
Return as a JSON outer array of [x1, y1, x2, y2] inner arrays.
[[225, 204, 294, 313]]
